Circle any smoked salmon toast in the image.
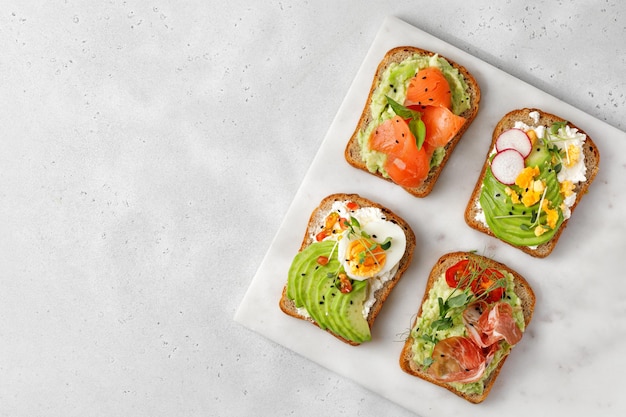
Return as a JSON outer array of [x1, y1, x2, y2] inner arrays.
[[345, 46, 481, 197], [399, 252, 535, 403]]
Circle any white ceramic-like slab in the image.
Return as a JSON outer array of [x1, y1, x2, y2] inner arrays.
[[235, 16, 626, 416]]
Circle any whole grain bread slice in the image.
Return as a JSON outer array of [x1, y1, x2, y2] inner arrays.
[[399, 251, 536, 403], [345, 46, 481, 197], [279, 193, 416, 346], [464, 108, 600, 258]]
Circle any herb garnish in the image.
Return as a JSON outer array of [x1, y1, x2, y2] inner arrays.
[[386, 96, 426, 149], [418, 258, 507, 350]]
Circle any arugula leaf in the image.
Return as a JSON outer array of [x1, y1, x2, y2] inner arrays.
[[380, 237, 392, 250], [437, 297, 446, 315], [350, 217, 361, 229], [447, 292, 470, 308], [386, 96, 416, 119], [409, 118, 426, 150], [386, 96, 426, 150], [549, 121, 567, 135], [431, 317, 453, 331]]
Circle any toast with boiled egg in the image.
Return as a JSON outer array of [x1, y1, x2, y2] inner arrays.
[[465, 108, 600, 257], [279, 193, 415, 345], [345, 46, 481, 197], [399, 251, 535, 403]]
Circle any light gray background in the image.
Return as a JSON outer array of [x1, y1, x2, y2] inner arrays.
[[1, 1, 624, 416]]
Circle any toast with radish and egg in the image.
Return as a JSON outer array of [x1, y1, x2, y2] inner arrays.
[[399, 252, 535, 403], [279, 193, 415, 345], [465, 108, 600, 258], [345, 46, 481, 197]]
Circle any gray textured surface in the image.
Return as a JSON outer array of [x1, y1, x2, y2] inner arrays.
[[1, 1, 624, 416]]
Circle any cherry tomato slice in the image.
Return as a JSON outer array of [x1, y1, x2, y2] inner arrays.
[[470, 268, 505, 303], [445, 259, 471, 288], [445, 260, 505, 303]]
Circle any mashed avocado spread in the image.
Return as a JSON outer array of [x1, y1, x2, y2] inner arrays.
[[410, 269, 524, 396], [357, 54, 471, 175]]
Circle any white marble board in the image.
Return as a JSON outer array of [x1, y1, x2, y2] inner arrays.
[[235, 16, 626, 416]]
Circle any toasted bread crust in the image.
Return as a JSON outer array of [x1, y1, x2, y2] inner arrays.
[[345, 46, 481, 197], [464, 108, 600, 258], [399, 251, 536, 403], [279, 193, 416, 346]]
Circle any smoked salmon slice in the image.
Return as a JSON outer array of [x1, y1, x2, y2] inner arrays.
[[367, 66, 468, 189], [405, 67, 452, 109], [369, 116, 431, 187], [421, 105, 467, 150]]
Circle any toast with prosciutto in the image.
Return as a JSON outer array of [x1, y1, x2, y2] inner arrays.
[[345, 46, 480, 197], [399, 252, 535, 403]]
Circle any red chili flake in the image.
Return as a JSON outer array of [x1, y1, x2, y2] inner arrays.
[[316, 256, 329, 266]]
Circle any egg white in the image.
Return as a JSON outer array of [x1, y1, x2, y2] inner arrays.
[[337, 219, 407, 281]]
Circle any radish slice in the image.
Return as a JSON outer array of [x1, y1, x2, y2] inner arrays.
[[495, 128, 532, 158], [490, 149, 525, 185]]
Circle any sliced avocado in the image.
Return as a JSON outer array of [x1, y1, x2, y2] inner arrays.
[[286, 240, 371, 343], [336, 280, 371, 343], [287, 241, 335, 307], [323, 283, 359, 342], [306, 263, 340, 330], [524, 142, 551, 168]]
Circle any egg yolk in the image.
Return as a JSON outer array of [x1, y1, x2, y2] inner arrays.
[[560, 180, 575, 197], [564, 144, 580, 168], [345, 238, 387, 278]]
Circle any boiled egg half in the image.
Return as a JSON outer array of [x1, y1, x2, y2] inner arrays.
[[337, 219, 406, 281]]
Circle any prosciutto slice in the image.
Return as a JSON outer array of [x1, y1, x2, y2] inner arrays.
[[463, 301, 523, 348], [427, 336, 486, 383]]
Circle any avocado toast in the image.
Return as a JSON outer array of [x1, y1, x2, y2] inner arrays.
[[279, 193, 415, 345], [465, 108, 600, 257], [345, 46, 481, 197], [399, 252, 535, 403]]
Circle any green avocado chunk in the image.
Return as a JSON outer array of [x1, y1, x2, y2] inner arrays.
[[479, 142, 564, 247], [286, 241, 372, 343]]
